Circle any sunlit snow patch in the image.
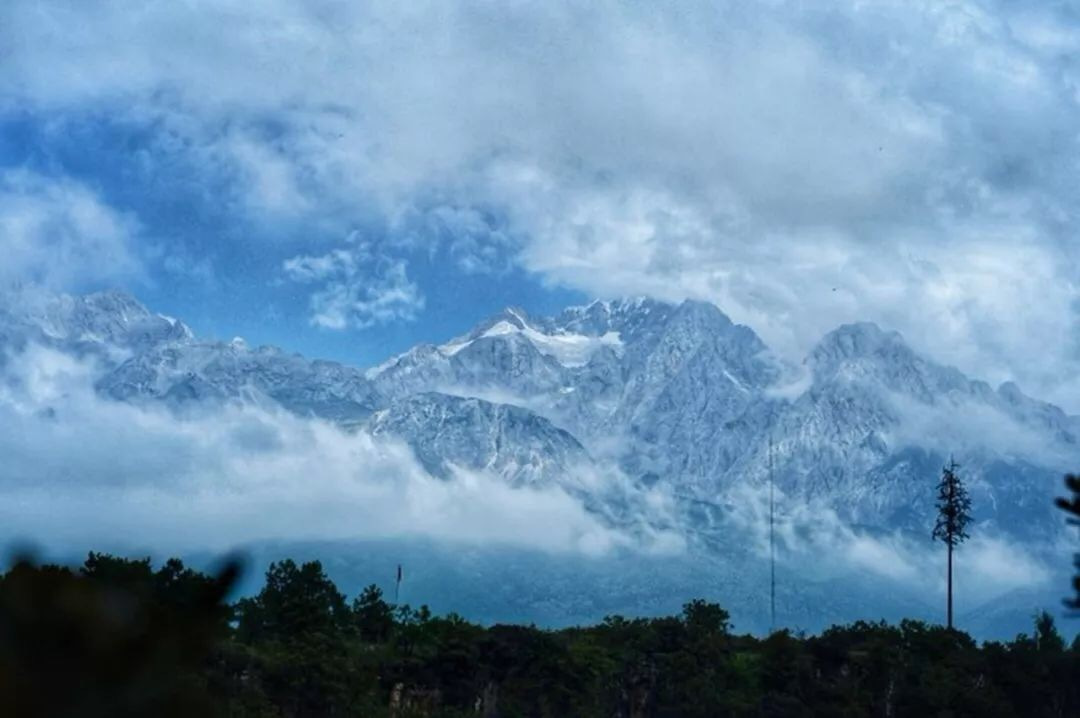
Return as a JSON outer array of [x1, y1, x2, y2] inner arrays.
[[440, 308, 623, 367]]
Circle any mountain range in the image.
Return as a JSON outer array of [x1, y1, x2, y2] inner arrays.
[[1, 286, 1074, 635]]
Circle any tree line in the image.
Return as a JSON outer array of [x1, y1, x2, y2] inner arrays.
[[0, 550, 1078, 717]]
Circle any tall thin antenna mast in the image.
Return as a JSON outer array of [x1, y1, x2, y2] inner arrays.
[[769, 433, 776, 632]]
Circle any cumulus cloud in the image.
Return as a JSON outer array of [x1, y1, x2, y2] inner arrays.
[[3, 0, 1080, 405], [0, 170, 143, 290], [283, 234, 424, 329], [0, 343, 652, 557]]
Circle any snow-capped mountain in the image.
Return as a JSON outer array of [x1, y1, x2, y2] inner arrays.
[[363, 297, 1074, 541], [2, 288, 1073, 548], [3, 286, 1075, 635], [0, 286, 192, 361], [97, 338, 382, 424]]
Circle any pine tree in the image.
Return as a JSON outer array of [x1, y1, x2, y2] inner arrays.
[[932, 457, 973, 630], [354, 584, 394, 642], [1053, 473, 1080, 614]]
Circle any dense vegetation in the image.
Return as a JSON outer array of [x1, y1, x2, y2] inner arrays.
[[1, 552, 1077, 717]]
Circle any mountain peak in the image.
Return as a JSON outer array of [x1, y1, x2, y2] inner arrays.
[[2, 286, 193, 349], [82, 288, 149, 313], [494, 306, 532, 330], [673, 298, 734, 326], [810, 322, 909, 365]]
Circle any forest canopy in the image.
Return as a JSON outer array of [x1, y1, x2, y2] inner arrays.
[[1, 552, 1077, 718]]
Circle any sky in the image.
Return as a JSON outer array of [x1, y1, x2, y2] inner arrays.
[[2, 0, 1080, 409]]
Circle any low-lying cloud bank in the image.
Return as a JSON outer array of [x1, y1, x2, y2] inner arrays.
[[0, 344, 673, 557], [725, 482, 1054, 610]]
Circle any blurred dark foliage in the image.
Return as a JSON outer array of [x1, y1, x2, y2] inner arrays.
[[0, 552, 239, 717], [1, 552, 1079, 717], [1055, 473, 1080, 613]]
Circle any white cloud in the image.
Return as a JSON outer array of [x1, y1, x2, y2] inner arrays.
[[963, 533, 1051, 590], [283, 234, 425, 330], [0, 170, 143, 290], [887, 390, 1077, 471], [225, 132, 314, 219], [724, 481, 1052, 604], [3, 0, 1080, 405], [0, 343, 657, 557]]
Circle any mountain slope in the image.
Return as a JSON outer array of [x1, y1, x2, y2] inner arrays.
[[0, 287, 192, 360], [97, 339, 383, 424], [368, 392, 592, 486]]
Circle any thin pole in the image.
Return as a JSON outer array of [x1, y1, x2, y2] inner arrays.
[[769, 434, 776, 633], [947, 544, 953, 630], [946, 456, 954, 630]]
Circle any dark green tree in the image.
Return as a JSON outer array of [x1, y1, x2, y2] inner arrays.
[[1033, 611, 1065, 653], [233, 560, 358, 715], [932, 458, 973, 630], [1053, 473, 1080, 614], [354, 583, 395, 643], [235, 559, 350, 642]]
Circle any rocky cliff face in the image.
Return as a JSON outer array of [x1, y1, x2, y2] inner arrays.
[[367, 392, 590, 487]]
